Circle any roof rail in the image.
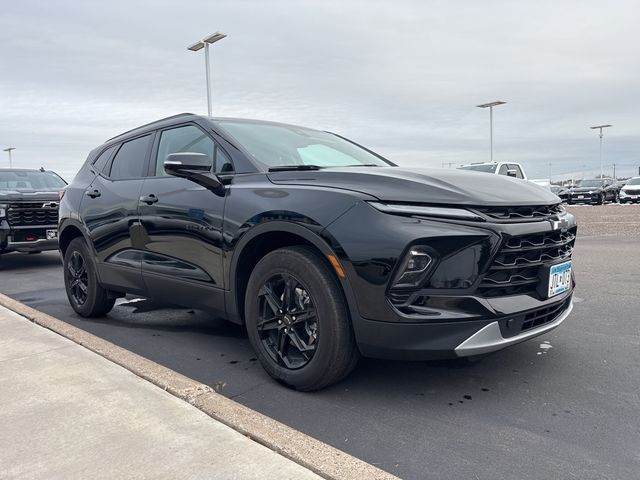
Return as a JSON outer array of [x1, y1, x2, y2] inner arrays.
[[105, 113, 197, 143]]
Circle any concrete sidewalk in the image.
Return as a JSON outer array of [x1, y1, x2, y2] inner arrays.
[[0, 305, 320, 480]]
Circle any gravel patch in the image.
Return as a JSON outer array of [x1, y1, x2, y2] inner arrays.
[[565, 203, 640, 236]]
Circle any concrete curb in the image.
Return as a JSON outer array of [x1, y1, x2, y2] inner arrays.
[[0, 292, 398, 480]]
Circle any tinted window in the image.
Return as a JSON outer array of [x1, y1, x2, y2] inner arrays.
[[458, 164, 497, 173], [110, 135, 151, 180], [156, 125, 215, 176], [92, 145, 117, 174]]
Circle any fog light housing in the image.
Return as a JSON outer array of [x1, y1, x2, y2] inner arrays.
[[392, 247, 434, 289]]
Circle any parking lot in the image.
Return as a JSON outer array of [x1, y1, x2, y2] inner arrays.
[[1, 204, 639, 480]]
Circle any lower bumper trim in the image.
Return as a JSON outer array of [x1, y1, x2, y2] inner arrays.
[[3, 238, 58, 253], [454, 299, 573, 357]]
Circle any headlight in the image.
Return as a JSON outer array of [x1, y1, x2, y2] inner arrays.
[[0, 203, 7, 219], [620, 190, 628, 197], [368, 202, 484, 221], [392, 246, 434, 289]]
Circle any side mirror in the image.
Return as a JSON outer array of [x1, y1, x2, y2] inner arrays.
[[506, 169, 518, 178], [164, 153, 225, 196]]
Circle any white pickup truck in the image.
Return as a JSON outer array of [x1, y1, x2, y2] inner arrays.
[[458, 162, 527, 180]]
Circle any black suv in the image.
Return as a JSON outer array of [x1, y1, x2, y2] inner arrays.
[[567, 178, 618, 204], [1, 168, 66, 256], [59, 114, 576, 390]]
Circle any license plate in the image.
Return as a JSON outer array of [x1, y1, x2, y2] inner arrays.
[[46, 229, 58, 240], [548, 260, 572, 298], [577, 195, 585, 199]]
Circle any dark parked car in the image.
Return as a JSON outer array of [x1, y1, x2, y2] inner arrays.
[[58, 114, 576, 390], [0, 168, 66, 256], [567, 178, 618, 204], [550, 185, 569, 203]]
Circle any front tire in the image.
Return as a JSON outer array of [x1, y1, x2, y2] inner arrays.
[[63, 237, 115, 317], [244, 246, 359, 391]]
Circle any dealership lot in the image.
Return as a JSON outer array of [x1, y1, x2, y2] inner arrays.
[[1, 205, 639, 480]]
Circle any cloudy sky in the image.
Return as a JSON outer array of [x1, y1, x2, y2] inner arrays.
[[1, 0, 639, 181]]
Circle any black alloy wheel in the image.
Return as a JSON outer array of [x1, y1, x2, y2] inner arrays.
[[66, 250, 89, 306], [63, 237, 116, 317], [245, 246, 359, 391], [257, 273, 318, 369]]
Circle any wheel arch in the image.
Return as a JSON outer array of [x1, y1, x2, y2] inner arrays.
[[58, 219, 91, 257], [227, 221, 358, 325]]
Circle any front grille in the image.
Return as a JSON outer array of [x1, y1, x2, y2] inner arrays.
[[474, 203, 564, 222], [520, 297, 571, 332], [7, 203, 59, 227], [500, 296, 572, 337], [478, 227, 576, 297]]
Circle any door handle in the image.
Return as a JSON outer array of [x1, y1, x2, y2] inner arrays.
[[140, 194, 159, 205], [86, 189, 101, 198]]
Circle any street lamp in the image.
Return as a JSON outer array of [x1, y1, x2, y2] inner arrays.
[[3, 147, 15, 168], [477, 101, 506, 163], [590, 124, 611, 179], [187, 31, 227, 116]]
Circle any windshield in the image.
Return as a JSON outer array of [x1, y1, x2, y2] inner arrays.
[[215, 120, 391, 169], [576, 179, 604, 188], [625, 178, 640, 185], [0, 170, 67, 191], [458, 164, 497, 173]]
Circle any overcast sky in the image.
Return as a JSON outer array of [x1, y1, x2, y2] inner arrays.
[[1, 0, 639, 181]]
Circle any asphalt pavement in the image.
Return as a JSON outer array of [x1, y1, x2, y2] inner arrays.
[[1, 234, 638, 480]]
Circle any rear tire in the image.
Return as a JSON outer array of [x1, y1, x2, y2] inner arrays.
[[244, 246, 359, 391], [63, 237, 115, 317]]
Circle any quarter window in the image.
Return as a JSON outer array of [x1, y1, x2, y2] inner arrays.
[[109, 135, 151, 180], [92, 145, 117, 174]]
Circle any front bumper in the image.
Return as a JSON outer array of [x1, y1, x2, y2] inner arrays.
[[0, 224, 58, 253], [352, 292, 573, 360], [454, 298, 572, 356], [569, 193, 600, 203], [324, 201, 577, 360]]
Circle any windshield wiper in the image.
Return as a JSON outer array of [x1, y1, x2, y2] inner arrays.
[[268, 165, 323, 172], [340, 164, 381, 167]]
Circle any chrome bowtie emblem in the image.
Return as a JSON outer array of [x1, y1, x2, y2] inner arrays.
[[550, 216, 568, 232]]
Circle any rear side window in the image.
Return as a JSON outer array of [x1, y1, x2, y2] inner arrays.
[[110, 135, 152, 180], [92, 145, 117, 174]]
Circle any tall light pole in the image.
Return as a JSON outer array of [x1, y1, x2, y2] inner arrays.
[[3, 147, 15, 168], [477, 101, 506, 163], [590, 124, 611, 179], [188, 31, 227, 116]]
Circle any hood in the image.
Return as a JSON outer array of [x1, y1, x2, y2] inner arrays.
[[622, 184, 640, 192], [571, 186, 603, 193], [268, 167, 559, 206], [0, 189, 61, 202]]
